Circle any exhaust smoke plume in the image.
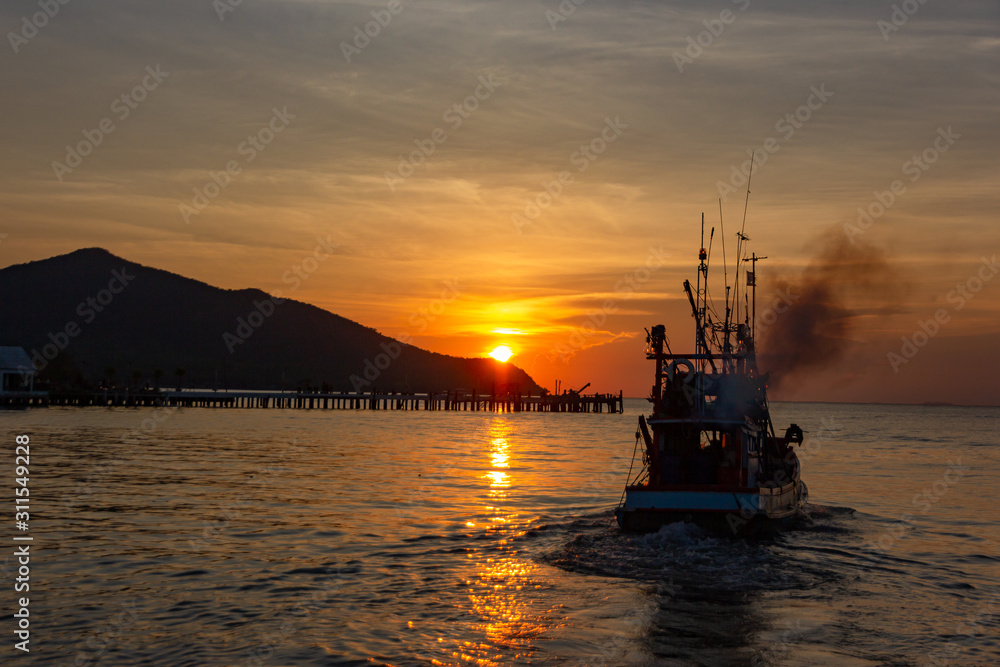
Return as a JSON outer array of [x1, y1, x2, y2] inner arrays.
[[757, 227, 904, 387]]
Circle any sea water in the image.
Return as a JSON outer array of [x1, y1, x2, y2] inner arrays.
[[2, 400, 997, 666]]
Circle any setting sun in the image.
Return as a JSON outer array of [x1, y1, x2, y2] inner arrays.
[[489, 345, 514, 362]]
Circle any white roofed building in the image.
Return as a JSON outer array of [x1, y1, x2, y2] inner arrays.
[[0, 346, 37, 394]]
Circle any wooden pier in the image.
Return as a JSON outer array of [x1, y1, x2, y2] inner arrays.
[[33, 389, 625, 413], [0, 391, 49, 408]]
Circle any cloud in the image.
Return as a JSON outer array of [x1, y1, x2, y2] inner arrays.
[[0, 0, 997, 400]]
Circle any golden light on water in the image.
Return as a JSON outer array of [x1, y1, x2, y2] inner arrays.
[[445, 418, 555, 665], [434, 419, 561, 665], [491, 429, 509, 470], [487, 470, 509, 487], [488, 345, 513, 362], [486, 419, 511, 489]]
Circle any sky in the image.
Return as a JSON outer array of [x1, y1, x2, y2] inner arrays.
[[1, 0, 998, 404]]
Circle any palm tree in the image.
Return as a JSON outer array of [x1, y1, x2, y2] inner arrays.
[[175, 367, 186, 391], [153, 368, 164, 391]]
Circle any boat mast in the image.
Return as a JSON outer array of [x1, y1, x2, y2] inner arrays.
[[735, 152, 754, 334], [736, 230, 750, 327], [744, 252, 767, 341], [697, 214, 710, 368], [719, 202, 732, 365]]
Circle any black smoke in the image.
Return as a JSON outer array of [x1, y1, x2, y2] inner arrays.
[[757, 227, 905, 387]]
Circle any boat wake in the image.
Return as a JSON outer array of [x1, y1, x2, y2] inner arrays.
[[527, 504, 981, 665], [537, 503, 863, 591]]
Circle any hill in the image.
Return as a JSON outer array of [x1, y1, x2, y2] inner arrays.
[[0, 248, 542, 393]]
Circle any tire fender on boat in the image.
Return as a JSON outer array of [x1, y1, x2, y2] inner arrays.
[[665, 358, 695, 382]]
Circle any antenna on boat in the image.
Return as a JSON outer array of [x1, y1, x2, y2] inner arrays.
[[718, 200, 728, 303], [702, 225, 718, 373], [718, 200, 732, 360], [699, 213, 705, 360], [735, 152, 754, 330], [736, 230, 750, 327], [706, 225, 715, 327], [743, 252, 767, 340]]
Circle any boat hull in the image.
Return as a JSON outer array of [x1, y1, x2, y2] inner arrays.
[[616, 481, 807, 536]]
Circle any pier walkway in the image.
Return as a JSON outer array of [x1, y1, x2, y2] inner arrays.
[[26, 389, 625, 413]]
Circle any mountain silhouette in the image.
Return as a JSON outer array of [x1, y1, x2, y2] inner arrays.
[[0, 248, 541, 393]]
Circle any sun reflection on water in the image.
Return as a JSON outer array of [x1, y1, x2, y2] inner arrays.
[[435, 418, 560, 665], [491, 430, 509, 470], [486, 470, 508, 487]]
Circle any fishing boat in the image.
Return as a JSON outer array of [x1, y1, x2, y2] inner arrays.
[[615, 216, 808, 535]]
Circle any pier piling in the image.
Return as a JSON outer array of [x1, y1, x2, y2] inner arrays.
[[26, 389, 626, 413]]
